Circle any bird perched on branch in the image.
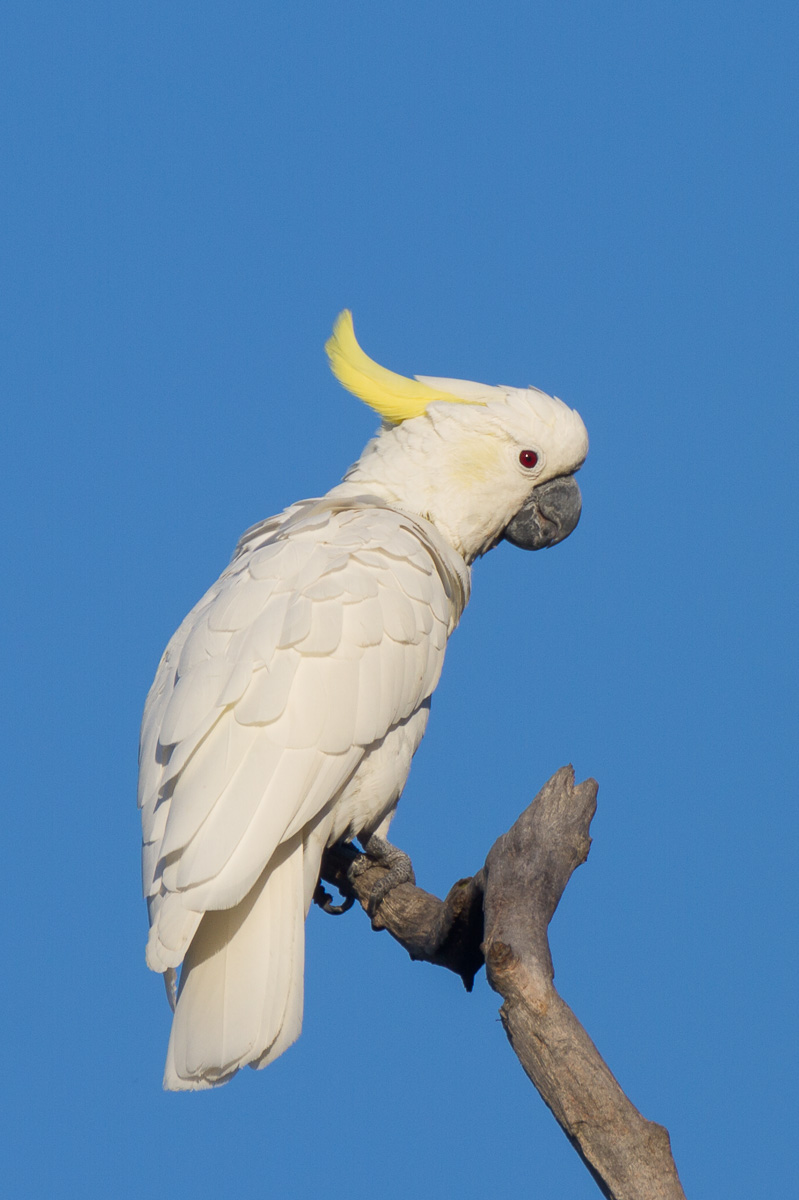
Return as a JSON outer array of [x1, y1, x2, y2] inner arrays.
[[138, 311, 589, 1090]]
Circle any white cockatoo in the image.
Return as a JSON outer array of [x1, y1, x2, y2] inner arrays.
[[139, 312, 588, 1090]]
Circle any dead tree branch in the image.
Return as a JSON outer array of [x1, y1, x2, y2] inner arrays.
[[319, 765, 686, 1200]]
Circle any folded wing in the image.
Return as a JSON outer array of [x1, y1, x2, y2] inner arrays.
[[138, 499, 469, 1088]]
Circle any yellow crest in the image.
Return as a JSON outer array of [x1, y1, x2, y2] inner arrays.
[[325, 310, 478, 423]]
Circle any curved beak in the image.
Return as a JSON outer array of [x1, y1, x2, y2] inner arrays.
[[503, 474, 582, 551]]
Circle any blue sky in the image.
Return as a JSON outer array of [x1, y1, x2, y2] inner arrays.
[[2, 3, 797, 1196]]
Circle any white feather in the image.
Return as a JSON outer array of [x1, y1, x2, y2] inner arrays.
[[173, 737, 287, 889], [177, 616, 230, 675], [351, 643, 385, 746], [163, 835, 306, 1090], [377, 586, 419, 644], [281, 658, 334, 749], [158, 658, 227, 746], [278, 595, 313, 647], [317, 657, 360, 754], [183, 749, 362, 912], [233, 652, 300, 725], [247, 540, 317, 582], [342, 594, 385, 647], [206, 576, 279, 632], [339, 568, 380, 600], [247, 594, 292, 665], [294, 599, 343, 655], [140, 354, 587, 1089], [158, 719, 262, 861]]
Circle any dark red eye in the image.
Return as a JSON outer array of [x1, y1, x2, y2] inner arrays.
[[519, 450, 539, 469]]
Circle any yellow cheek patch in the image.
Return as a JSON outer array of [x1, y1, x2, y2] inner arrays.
[[325, 310, 484, 424], [446, 438, 505, 486]]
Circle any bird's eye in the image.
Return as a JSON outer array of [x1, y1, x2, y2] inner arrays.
[[519, 450, 539, 469]]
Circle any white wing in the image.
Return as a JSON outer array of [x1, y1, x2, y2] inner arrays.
[[139, 498, 469, 1087]]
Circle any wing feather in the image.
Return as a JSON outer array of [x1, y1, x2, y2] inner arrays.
[[294, 600, 343, 655], [176, 748, 362, 911], [158, 720, 262, 861], [234, 652, 300, 725], [173, 737, 296, 890], [207, 577, 279, 632], [317, 656, 360, 754], [247, 594, 292, 665], [140, 500, 469, 972], [342, 594, 384, 647], [247, 540, 317, 581], [278, 596, 314, 647], [177, 616, 230, 674], [352, 643, 385, 746], [158, 658, 229, 747], [386, 556, 435, 604], [339, 569, 380, 600], [377, 585, 420, 644]]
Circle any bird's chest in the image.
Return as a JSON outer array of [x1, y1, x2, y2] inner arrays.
[[326, 700, 432, 845]]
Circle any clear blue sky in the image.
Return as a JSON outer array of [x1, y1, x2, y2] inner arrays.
[[2, 3, 796, 1196]]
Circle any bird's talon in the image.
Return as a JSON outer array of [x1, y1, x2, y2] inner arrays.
[[346, 852, 372, 882], [312, 882, 355, 915]]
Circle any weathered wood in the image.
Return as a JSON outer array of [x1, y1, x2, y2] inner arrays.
[[319, 841, 485, 990], [318, 766, 686, 1199], [482, 767, 686, 1200]]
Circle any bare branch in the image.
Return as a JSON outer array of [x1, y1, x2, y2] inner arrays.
[[483, 766, 686, 1200], [319, 841, 485, 990], [318, 767, 686, 1199]]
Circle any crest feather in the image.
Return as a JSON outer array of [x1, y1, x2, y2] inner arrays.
[[325, 310, 480, 423]]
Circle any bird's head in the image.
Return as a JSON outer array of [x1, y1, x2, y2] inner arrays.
[[325, 311, 588, 563]]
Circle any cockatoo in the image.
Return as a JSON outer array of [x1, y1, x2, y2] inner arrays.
[[139, 312, 588, 1090]]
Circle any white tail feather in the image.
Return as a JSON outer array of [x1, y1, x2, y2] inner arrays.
[[162, 833, 307, 1091]]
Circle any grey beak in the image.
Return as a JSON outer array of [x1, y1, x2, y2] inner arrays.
[[503, 474, 582, 551]]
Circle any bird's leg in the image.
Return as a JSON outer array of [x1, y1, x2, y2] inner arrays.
[[350, 834, 417, 918]]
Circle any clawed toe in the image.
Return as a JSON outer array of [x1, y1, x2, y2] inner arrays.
[[312, 881, 355, 915], [355, 834, 416, 918]]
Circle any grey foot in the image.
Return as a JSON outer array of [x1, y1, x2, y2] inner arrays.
[[351, 834, 416, 918]]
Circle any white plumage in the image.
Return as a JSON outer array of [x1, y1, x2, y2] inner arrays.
[[139, 313, 588, 1090]]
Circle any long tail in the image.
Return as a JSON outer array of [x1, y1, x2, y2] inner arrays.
[[163, 833, 308, 1091]]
